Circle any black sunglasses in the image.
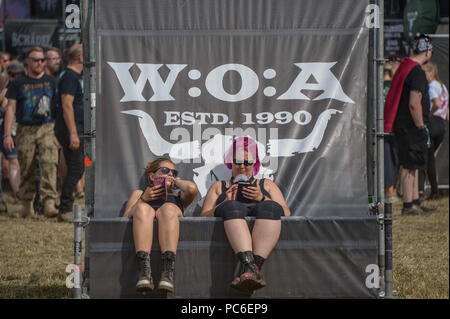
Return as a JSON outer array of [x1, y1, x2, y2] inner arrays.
[[158, 166, 178, 177], [233, 159, 255, 166], [29, 57, 45, 63]]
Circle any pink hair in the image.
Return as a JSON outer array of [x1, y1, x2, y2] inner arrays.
[[224, 136, 261, 176]]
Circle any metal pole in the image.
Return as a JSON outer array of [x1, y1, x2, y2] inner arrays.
[[374, 0, 386, 298], [367, 8, 376, 203], [384, 202, 394, 298], [81, 0, 96, 299], [73, 205, 83, 299]]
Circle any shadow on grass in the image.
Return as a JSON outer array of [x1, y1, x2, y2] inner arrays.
[[0, 284, 73, 299]]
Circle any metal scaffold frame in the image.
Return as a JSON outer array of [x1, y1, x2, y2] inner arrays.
[[77, 0, 393, 299]]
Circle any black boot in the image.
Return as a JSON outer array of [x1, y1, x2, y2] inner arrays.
[[232, 251, 265, 294], [136, 251, 154, 292], [253, 255, 267, 287], [158, 251, 176, 293]]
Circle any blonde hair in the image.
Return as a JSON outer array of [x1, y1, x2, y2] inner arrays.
[[424, 61, 442, 84], [145, 157, 175, 176]]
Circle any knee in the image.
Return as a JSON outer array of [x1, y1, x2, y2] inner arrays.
[[215, 200, 248, 221], [254, 200, 284, 220], [9, 158, 20, 169], [157, 203, 181, 220], [134, 202, 155, 220]]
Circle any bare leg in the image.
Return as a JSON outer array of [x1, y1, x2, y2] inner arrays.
[[251, 219, 281, 259], [76, 172, 85, 194], [156, 203, 182, 254], [400, 168, 415, 203], [131, 201, 156, 253], [224, 219, 253, 253], [385, 186, 396, 198], [413, 169, 419, 201], [8, 158, 20, 199]]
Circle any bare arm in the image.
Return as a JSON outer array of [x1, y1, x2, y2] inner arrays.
[[429, 97, 441, 115], [409, 90, 424, 127], [123, 190, 144, 217], [1, 88, 8, 108], [172, 178, 199, 209], [265, 179, 291, 216], [200, 181, 235, 217], [3, 98, 16, 152], [61, 93, 80, 150]]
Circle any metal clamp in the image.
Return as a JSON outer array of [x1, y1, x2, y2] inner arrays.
[[80, 130, 96, 139], [73, 208, 90, 227], [84, 61, 96, 68]]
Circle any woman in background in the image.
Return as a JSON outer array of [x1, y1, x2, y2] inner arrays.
[[419, 61, 448, 200]]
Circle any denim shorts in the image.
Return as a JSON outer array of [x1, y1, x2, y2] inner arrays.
[[0, 132, 18, 159]]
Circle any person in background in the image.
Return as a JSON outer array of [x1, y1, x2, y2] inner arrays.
[[123, 158, 198, 293], [44, 47, 62, 78], [54, 44, 84, 222], [383, 62, 400, 203], [419, 61, 449, 200], [3, 47, 59, 219], [0, 52, 12, 78], [201, 137, 290, 294], [384, 34, 436, 215], [0, 61, 24, 206]]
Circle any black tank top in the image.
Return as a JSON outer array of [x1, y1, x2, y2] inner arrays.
[[215, 178, 271, 206]]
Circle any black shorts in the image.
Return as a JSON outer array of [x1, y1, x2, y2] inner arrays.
[[394, 126, 428, 170], [147, 195, 184, 215]]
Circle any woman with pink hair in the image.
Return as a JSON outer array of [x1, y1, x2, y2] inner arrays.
[[201, 137, 290, 294]]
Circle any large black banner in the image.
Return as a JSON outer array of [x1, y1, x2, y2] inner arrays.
[[95, 0, 370, 218], [4, 20, 59, 58], [90, 0, 380, 299]]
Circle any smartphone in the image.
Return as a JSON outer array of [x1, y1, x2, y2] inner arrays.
[[236, 181, 253, 203], [153, 176, 167, 198], [153, 176, 166, 185]]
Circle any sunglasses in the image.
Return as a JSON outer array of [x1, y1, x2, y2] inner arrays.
[[29, 57, 45, 63], [158, 166, 178, 177], [233, 159, 255, 166]]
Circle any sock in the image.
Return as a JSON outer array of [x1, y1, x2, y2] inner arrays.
[[403, 202, 413, 209], [162, 251, 176, 259], [136, 250, 150, 260], [412, 199, 421, 206]]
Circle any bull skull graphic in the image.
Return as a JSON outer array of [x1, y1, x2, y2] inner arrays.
[[121, 109, 342, 204]]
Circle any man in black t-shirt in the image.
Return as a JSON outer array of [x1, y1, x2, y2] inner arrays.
[[54, 44, 84, 222], [3, 46, 59, 218], [392, 35, 435, 215]]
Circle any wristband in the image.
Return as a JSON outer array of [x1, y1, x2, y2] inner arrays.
[[259, 195, 266, 202], [139, 194, 149, 203], [4, 134, 11, 138]]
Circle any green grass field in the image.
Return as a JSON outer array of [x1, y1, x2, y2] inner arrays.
[[0, 191, 448, 299]]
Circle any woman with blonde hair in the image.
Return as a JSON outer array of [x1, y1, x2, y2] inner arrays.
[[123, 157, 198, 293], [420, 61, 448, 199]]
